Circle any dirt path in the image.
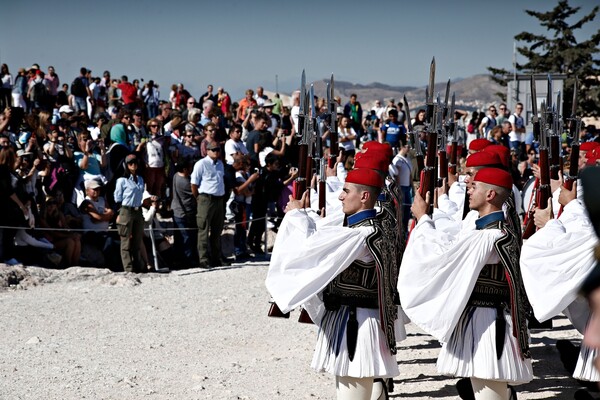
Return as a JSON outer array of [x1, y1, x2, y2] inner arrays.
[[0, 262, 594, 399]]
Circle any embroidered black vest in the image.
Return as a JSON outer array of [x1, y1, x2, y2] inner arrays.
[[473, 211, 531, 359]]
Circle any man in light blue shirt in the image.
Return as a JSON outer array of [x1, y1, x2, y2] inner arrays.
[[191, 143, 227, 268]]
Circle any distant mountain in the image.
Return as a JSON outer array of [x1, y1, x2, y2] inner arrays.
[[308, 75, 504, 112], [263, 74, 505, 114]]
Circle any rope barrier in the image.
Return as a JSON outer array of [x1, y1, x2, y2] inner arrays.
[[0, 215, 283, 233]]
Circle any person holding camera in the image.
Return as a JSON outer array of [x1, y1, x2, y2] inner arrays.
[[43, 124, 74, 195], [73, 131, 106, 206]]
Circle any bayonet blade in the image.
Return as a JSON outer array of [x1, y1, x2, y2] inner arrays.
[[309, 84, 316, 119], [449, 92, 456, 136], [443, 79, 450, 119], [427, 57, 435, 104], [330, 74, 334, 102], [299, 70, 306, 115], [571, 78, 578, 117], [403, 95, 413, 133], [530, 75, 538, 117], [546, 74, 553, 112]]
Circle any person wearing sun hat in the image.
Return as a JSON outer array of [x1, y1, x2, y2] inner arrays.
[[400, 167, 532, 400], [267, 167, 404, 400]]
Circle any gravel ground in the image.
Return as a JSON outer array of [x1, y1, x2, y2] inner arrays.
[[0, 261, 596, 400]]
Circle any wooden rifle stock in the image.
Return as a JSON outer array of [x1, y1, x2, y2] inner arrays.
[[318, 181, 326, 216], [523, 148, 551, 239], [565, 143, 580, 191], [449, 141, 458, 175], [293, 144, 308, 199], [438, 150, 448, 187], [419, 131, 438, 214], [537, 148, 552, 210]]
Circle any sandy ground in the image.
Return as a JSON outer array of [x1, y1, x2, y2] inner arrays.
[[0, 260, 597, 400]]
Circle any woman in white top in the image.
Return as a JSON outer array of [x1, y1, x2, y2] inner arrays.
[[338, 116, 356, 155], [0, 64, 12, 110]]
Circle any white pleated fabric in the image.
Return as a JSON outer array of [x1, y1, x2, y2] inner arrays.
[[311, 306, 399, 378], [521, 200, 597, 322], [266, 208, 369, 316], [266, 207, 404, 380], [399, 215, 502, 343], [562, 298, 599, 383], [437, 306, 533, 384], [573, 344, 600, 382]]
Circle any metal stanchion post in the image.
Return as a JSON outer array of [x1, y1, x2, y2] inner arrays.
[[264, 215, 268, 256]]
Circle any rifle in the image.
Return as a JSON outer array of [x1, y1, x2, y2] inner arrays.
[[420, 98, 439, 215], [327, 74, 339, 169], [268, 70, 309, 319], [297, 84, 318, 325], [426, 57, 435, 126], [559, 78, 581, 217], [448, 93, 458, 176], [549, 90, 561, 180], [294, 70, 309, 199], [416, 58, 437, 217], [437, 80, 451, 189], [523, 75, 553, 239], [303, 84, 317, 206]]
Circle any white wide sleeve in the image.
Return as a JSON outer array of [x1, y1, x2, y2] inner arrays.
[[265, 209, 373, 313], [521, 200, 598, 322], [399, 216, 500, 342]]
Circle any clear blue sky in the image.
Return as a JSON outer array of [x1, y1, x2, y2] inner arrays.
[[0, 0, 597, 101]]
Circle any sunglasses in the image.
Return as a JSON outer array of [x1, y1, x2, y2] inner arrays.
[[208, 148, 221, 152], [149, 125, 159, 128], [127, 160, 138, 164]]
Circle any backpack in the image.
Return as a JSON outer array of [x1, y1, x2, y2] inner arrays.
[[71, 77, 87, 97], [32, 81, 49, 103]]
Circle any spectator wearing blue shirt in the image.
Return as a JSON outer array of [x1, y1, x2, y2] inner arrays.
[[379, 109, 406, 150], [191, 142, 228, 268], [114, 153, 145, 273]]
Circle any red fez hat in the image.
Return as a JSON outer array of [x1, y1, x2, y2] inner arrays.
[[346, 168, 384, 188], [581, 142, 600, 152], [362, 141, 393, 160], [473, 168, 513, 189], [465, 151, 503, 168], [483, 144, 510, 168], [354, 150, 389, 173], [469, 138, 491, 152], [587, 146, 600, 166]]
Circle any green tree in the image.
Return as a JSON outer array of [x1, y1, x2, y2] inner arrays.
[[488, 0, 600, 117]]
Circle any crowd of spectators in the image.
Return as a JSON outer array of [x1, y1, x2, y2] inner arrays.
[[0, 62, 599, 271]]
